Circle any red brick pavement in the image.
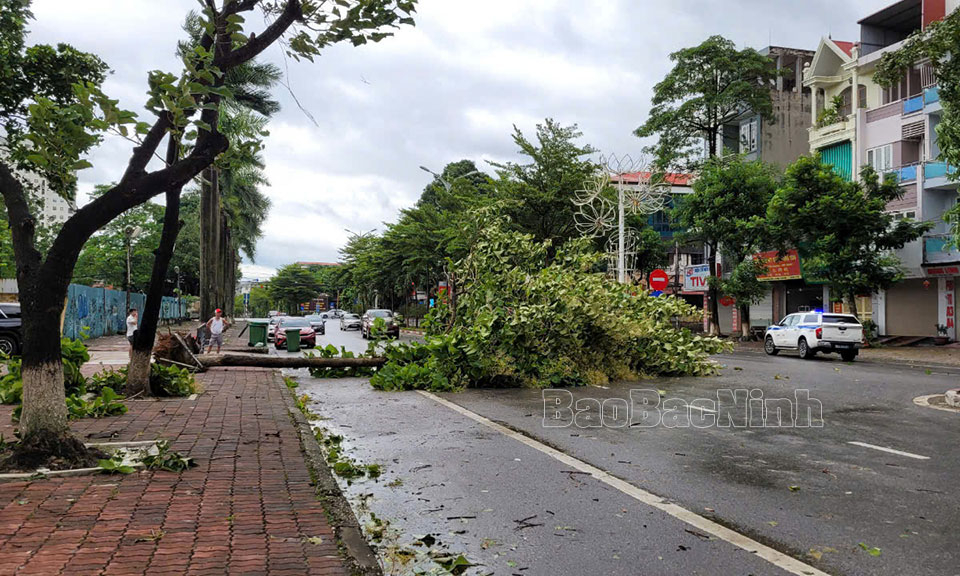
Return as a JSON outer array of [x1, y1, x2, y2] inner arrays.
[[0, 367, 349, 576]]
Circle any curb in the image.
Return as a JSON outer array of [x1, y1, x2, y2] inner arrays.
[[279, 373, 382, 576], [726, 349, 960, 375]]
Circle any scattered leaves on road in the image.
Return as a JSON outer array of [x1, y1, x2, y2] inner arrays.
[[858, 542, 882, 556], [788, 485, 801, 492]]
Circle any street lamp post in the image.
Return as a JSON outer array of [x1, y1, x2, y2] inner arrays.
[[123, 226, 141, 313]]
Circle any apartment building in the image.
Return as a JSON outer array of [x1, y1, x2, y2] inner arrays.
[[804, 0, 959, 338]]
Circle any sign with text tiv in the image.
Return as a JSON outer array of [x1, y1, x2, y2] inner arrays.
[[683, 264, 710, 292], [756, 249, 802, 281]]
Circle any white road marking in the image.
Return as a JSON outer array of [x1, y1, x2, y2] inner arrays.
[[419, 391, 831, 576], [846, 441, 930, 460]]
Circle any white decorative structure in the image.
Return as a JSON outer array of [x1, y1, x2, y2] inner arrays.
[[573, 154, 670, 283]]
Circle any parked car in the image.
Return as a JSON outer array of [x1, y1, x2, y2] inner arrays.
[[326, 308, 344, 319], [361, 309, 399, 339], [764, 311, 863, 361], [267, 315, 287, 341], [304, 314, 326, 335], [274, 317, 317, 349], [340, 313, 362, 331], [0, 303, 22, 356]]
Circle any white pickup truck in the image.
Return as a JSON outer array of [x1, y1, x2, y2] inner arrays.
[[764, 311, 863, 361]]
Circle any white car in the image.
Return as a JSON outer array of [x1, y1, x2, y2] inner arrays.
[[764, 311, 863, 361]]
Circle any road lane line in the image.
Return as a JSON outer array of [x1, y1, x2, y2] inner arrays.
[[846, 441, 930, 460], [419, 391, 831, 576]]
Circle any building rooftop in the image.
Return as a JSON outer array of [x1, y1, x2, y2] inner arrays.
[[612, 172, 694, 187]]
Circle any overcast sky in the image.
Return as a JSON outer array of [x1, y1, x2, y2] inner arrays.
[[28, 0, 891, 280]]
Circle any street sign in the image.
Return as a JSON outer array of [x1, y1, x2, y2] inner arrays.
[[243, 293, 250, 304], [683, 264, 710, 292], [649, 269, 669, 292], [650, 290, 663, 297], [720, 295, 735, 307]]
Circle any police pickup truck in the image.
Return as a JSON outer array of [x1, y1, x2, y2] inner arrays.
[[764, 311, 863, 361]]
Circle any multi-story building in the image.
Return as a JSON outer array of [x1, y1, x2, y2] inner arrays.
[[804, 0, 959, 338], [720, 46, 815, 169], [716, 46, 819, 333]]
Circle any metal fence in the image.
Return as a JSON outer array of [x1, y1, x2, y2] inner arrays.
[[62, 284, 187, 340]]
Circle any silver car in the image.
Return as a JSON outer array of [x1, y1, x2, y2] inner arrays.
[[340, 313, 362, 331]]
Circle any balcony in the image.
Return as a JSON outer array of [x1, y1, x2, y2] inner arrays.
[[924, 161, 958, 190], [923, 234, 960, 265], [892, 163, 918, 183], [924, 86, 939, 104], [902, 95, 924, 115], [809, 117, 855, 150]]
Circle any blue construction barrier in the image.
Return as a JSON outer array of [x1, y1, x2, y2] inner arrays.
[[62, 284, 187, 340]]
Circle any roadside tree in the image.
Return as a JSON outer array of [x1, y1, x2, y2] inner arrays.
[[673, 157, 778, 336], [635, 36, 778, 171], [767, 157, 930, 316], [0, 0, 418, 467]]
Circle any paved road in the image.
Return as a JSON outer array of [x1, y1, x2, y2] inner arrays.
[[293, 330, 959, 576]]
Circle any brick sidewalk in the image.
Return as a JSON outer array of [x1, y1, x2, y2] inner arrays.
[[0, 366, 352, 575]]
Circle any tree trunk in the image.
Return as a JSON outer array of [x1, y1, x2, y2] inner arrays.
[[195, 353, 386, 369], [739, 304, 751, 340], [707, 246, 721, 336], [127, 184, 184, 396], [200, 166, 220, 321], [846, 293, 859, 319]]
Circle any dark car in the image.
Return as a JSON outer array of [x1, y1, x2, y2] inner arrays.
[[304, 314, 326, 335], [361, 309, 399, 339], [274, 317, 316, 349], [0, 303, 21, 356], [340, 313, 362, 331]]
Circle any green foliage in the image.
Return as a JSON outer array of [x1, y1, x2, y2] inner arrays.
[[88, 369, 127, 395], [97, 451, 135, 475], [140, 440, 195, 472], [371, 219, 730, 391], [674, 156, 779, 334], [489, 119, 598, 250], [816, 94, 846, 128], [767, 158, 931, 306], [1, 336, 90, 405], [306, 344, 377, 378], [149, 363, 197, 397], [66, 386, 127, 419], [269, 264, 322, 312], [283, 376, 299, 389], [635, 36, 779, 170], [0, 357, 22, 404], [60, 336, 90, 394]]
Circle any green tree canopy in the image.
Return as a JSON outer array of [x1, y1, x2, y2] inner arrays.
[[635, 35, 778, 170], [268, 264, 322, 313], [767, 157, 931, 315], [674, 156, 779, 336]]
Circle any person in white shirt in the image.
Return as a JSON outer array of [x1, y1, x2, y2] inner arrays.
[[205, 308, 229, 354], [125, 308, 138, 360]]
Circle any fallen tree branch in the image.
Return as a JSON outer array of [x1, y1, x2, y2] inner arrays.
[[193, 354, 386, 369]]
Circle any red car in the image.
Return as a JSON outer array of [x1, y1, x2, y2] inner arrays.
[[274, 317, 317, 349]]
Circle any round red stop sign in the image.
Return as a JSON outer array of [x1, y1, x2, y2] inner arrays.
[[649, 269, 669, 291]]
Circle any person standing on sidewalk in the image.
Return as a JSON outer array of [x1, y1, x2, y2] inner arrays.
[[205, 308, 229, 354], [126, 308, 139, 361]]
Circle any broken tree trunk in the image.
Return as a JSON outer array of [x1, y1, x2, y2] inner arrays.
[[193, 354, 387, 369]]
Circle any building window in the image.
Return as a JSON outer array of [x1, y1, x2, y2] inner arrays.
[[740, 118, 758, 154], [890, 210, 917, 221], [689, 253, 705, 266], [866, 144, 893, 173]]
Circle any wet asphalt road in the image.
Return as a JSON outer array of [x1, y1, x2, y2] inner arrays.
[[291, 325, 960, 576]]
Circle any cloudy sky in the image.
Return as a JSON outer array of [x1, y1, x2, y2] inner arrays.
[[28, 0, 891, 279]]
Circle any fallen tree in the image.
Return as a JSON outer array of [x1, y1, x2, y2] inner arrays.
[[193, 354, 386, 370]]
